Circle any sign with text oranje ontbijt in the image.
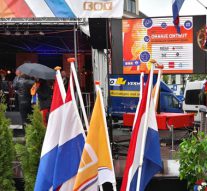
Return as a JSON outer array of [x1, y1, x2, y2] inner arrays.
[[123, 17, 193, 74]]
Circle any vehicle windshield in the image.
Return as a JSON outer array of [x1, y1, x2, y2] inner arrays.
[[185, 89, 201, 105]]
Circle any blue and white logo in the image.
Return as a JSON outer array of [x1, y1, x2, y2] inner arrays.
[[161, 22, 167, 29], [143, 18, 153, 28], [140, 51, 150, 63], [144, 36, 150, 42], [184, 20, 192, 30], [134, 60, 141, 65]]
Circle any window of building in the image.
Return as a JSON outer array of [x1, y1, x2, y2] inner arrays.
[[124, 0, 136, 14]]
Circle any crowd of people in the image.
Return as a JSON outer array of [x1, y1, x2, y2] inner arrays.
[[0, 68, 69, 127]]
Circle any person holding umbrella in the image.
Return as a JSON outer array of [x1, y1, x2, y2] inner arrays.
[[17, 63, 55, 126], [13, 69, 22, 110], [13, 73, 34, 126], [17, 63, 55, 80]]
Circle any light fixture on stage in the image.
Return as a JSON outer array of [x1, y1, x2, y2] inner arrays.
[[24, 30, 29, 35], [15, 25, 21, 36], [39, 31, 45, 36], [15, 31, 21, 36], [24, 25, 30, 36], [5, 30, 11, 35]]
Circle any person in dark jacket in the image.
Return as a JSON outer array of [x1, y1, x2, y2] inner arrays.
[[36, 79, 53, 126], [13, 74, 34, 125], [12, 70, 22, 110]]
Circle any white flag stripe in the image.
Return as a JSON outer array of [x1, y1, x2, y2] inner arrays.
[[56, 70, 66, 103], [58, 101, 85, 146], [59, 177, 76, 191], [41, 104, 65, 157], [40, 70, 65, 156], [52, 68, 85, 190], [127, 112, 145, 189], [148, 101, 158, 131], [98, 168, 116, 186], [131, 99, 158, 170], [24, 0, 54, 17]]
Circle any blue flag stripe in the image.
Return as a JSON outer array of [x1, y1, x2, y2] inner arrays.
[[44, 0, 76, 18], [172, 0, 185, 19], [172, 2, 178, 20], [53, 134, 85, 189], [34, 146, 58, 191], [144, 128, 163, 167], [172, 0, 185, 33], [130, 128, 162, 191]]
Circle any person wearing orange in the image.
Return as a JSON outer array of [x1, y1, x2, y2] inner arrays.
[[36, 79, 53, 126], [30, 81, 40, 105]]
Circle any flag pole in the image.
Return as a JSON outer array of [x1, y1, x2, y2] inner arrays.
[[136, 61, 155, 191], [95, 81, 117, 191], [132, 63, 148, 130], [68, 58, 89, 130], [54, 66, 66, 102], [126, 64, 148, 190], [153, 61, 164, 111], [94, 82, 105, 191]]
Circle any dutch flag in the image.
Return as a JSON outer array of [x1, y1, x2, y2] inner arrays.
[[34, 69, 85, 190], [34, 70, 66, 191], [172, 0, 185, 33], [52, 72, 85, 190], [121, 73, 163, 191]]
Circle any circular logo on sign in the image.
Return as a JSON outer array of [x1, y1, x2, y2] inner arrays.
[[144, 36, 150, 42], [184, 20, 192, 30], [110, 79, 114, 85], [161, 22, 167, 29], [143, 18, 153, 28], [140, 51, 150, 63]]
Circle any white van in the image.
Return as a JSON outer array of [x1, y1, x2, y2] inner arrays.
[[183, 80, 206, 122]]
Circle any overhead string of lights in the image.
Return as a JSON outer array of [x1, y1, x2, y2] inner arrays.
[[0, 26, 74, 36]]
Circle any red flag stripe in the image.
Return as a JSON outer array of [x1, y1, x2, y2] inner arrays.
[[4, 0, 34, 17], [65, 76, 72, 103], [50, 79, 65, 112], [121, 76, 150, 191]]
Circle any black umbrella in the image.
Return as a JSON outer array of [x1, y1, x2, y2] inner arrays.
[[17, 63, 56, 80]]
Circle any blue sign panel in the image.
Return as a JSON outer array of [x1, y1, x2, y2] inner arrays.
[[109, 74, 157, 117]]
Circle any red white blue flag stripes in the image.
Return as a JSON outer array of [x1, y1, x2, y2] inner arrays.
[[121, 72, 163, 191], [0, 0, 123, 18], [172, 0, 185, 33], [34, 70, 85, 191]]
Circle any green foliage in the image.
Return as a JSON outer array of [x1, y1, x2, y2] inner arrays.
[[0, 102, 15, 191], [179, 132, 207, 190], [15, 105, 46, 191], [162, 75, 169, 84], [188, 74, 207, 81]]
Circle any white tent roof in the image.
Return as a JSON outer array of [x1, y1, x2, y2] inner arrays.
[[140, 0, 207, 17]]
